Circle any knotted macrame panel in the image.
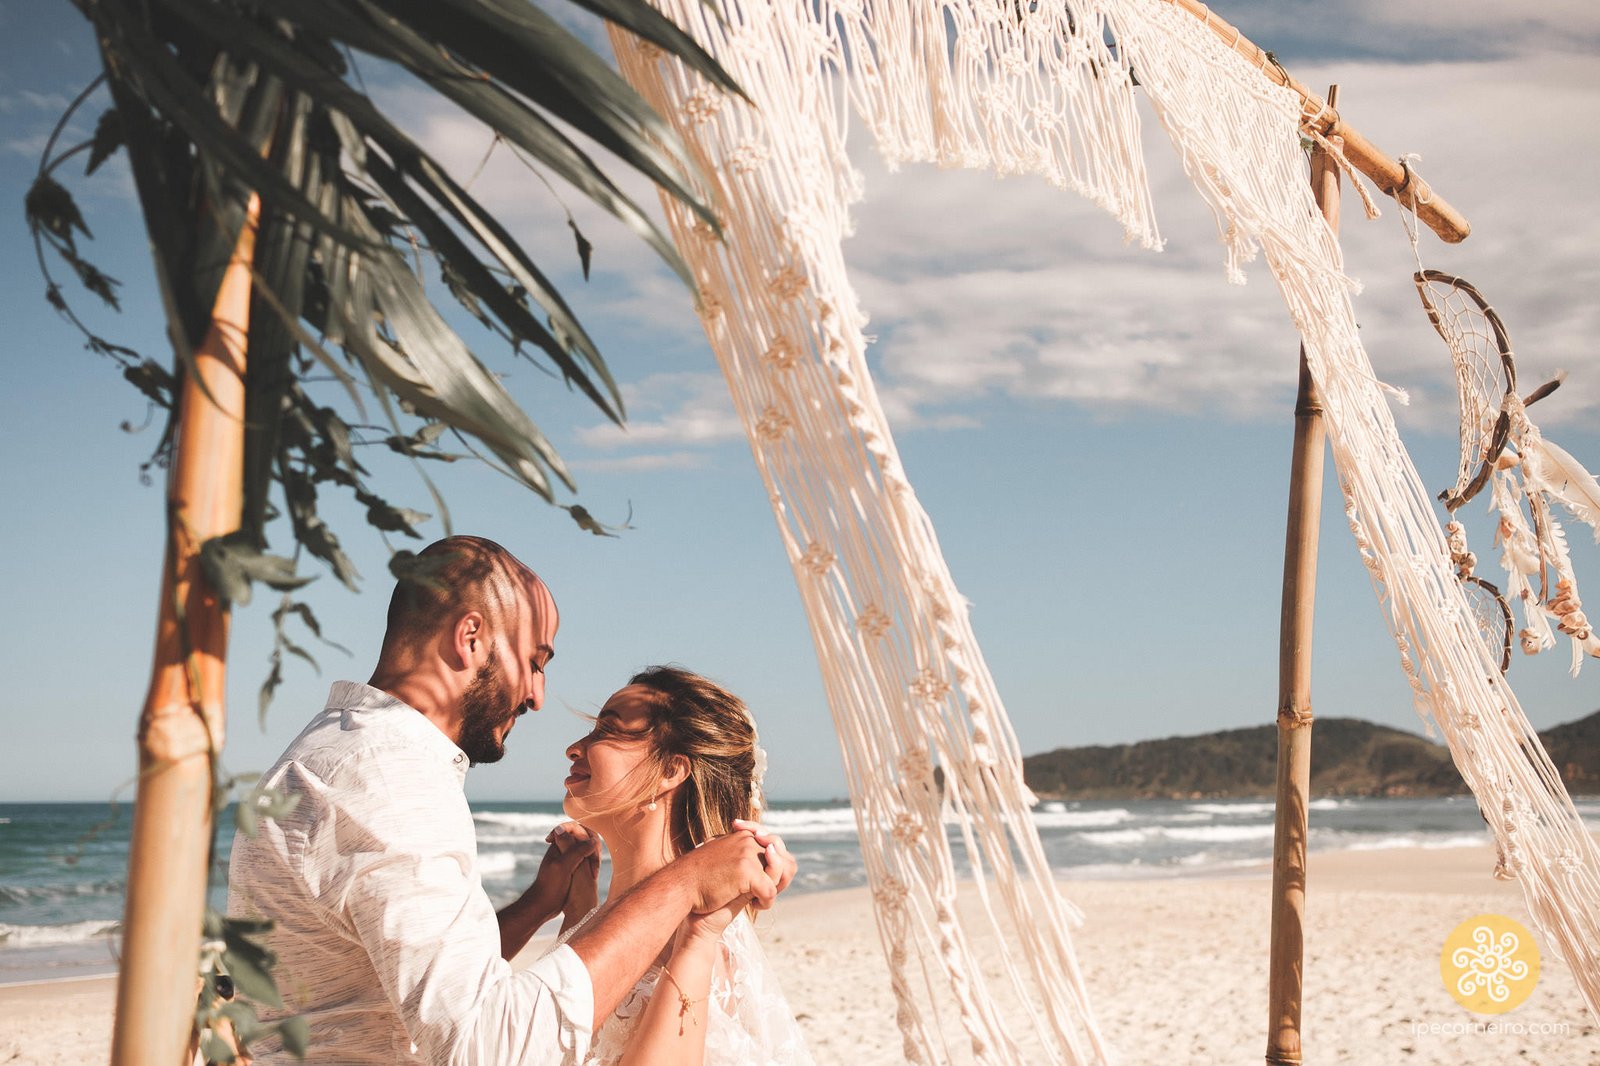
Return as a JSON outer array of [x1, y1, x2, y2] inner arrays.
[[610, 0, 1600, 1053], [609, 1, 1153, 1062], [1112, 0, 1600, 1016]]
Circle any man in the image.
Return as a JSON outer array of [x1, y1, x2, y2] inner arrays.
[[227, 536, 794, 1063]]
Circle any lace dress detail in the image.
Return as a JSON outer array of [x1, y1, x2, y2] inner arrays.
[[561, 913, 812, 1066]]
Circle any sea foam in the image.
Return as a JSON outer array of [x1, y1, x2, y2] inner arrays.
[[472, 811, 566, 834], [476, 851, 519, 876], [0, 919, 121, 948], [1031, 808, 1135, 828]]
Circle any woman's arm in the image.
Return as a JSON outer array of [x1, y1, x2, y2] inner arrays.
[[614, 912, 731, 1066], [568, 828, 773, 1028], [607, 821, 796, 1061]]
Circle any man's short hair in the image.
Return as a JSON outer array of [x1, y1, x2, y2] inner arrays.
[[382, 536, 536, 650]]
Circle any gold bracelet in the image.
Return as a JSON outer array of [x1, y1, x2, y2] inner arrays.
[[658, 965, 706, 1036]]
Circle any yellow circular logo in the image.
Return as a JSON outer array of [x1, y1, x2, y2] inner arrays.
[[1440, 913, 1540, 1013]]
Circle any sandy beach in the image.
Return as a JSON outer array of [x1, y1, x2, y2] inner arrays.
[[4, 843, 1595, 1065]]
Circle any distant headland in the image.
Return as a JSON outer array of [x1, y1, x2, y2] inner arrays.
[[1022, 709, 1600, 800]]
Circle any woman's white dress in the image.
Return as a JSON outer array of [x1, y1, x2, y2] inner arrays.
[[557, 911, 813, 1066]]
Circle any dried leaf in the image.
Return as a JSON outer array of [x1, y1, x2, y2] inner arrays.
[[199, 1032, 237, 1064], [122, 360, 174, 408], [199, 533, 315, 607], [24, 175, 90, 246], [86, 108, 124, 176], [65, 251, 122, 309], [569, 217, 593, 280], [561, 501, 634, 538], [276, 1016, 310, 1057], [356, 488, 430, 538], [388, 548, 450, 592], [234, 793, 259, 838], [258, 650, 283, 726], [217, 917, 282, 1009]]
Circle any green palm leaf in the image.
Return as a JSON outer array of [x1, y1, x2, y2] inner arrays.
[[51, 0, 741, 537]]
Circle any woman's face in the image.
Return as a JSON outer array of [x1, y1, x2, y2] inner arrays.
[[563, 684, 660, 821]]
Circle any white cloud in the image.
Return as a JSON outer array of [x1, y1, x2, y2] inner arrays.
[[576, 372, 741, 449], [571, 450, 710, 472], [1348, 0, 1600, 48], [4, 131, 50, 157], [0, 89, 70, 114], [1198, 0, 1600, 63], [836, 45, 1600, 434], [373, 13, 1600, 463], [22, 89, 68, 110]]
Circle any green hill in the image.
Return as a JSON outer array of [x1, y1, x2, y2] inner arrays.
[[1540, 710, 1600, 794], [1022, 711, 1600, 800]]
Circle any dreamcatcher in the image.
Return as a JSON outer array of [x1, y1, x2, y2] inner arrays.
[[1418, 269, 1600, 675]]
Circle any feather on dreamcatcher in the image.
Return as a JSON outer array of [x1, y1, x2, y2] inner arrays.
[[1417, 269, 1600, 673]]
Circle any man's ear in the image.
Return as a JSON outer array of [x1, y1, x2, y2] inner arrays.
[[661, 754, 691, 792], [450, 610, 487, 670]]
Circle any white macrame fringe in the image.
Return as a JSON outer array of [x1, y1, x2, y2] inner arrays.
[[609, 0, 1600, 1058], [1115, 0, 1600, 1020]]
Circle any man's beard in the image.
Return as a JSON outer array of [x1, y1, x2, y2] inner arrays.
[[458, 656, 517, 765]]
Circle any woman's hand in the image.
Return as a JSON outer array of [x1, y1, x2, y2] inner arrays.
[[732, 819, 795, 898], [496, 822, 602, 958], [549, 822, 601, 925]]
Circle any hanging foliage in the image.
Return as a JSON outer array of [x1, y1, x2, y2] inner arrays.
[[29, 0, 739, 590], [26, 3, 741, 1060]]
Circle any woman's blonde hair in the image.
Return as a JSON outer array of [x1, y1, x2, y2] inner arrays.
[[593, 666, 759, 856]]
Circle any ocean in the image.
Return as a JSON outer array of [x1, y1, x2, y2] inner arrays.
[[5, 795, 1594, 985]]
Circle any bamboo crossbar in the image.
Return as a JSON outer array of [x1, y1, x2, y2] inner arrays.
[[1164, 0, 1471, 243]]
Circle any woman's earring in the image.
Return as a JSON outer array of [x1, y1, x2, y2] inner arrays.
[[646, 797, 658, 811]]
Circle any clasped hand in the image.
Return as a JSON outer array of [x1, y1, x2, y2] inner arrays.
[[528, 818, 796, 938], [681, 820, 795, 940], [531, 821, 601, 924]]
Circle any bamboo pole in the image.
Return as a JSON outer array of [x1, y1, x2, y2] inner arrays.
[[1265, 85, 1341, 1066], [1163, 0, 1470, 243], [111, 197, 258, 1066]]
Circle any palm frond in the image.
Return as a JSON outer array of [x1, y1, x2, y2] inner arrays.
[[48, 0, 742, 580]]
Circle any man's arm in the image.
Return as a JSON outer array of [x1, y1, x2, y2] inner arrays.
[[565, 829, 778, 1028], [335, 757, 594, 1066]]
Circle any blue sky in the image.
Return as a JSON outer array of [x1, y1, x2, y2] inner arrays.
[[2, 1, 1598, 802]]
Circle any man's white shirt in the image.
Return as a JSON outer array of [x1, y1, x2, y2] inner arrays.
[[227, 681, 592, 1064]]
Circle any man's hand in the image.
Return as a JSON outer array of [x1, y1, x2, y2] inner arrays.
[[680, 890, 746, 945], [678, 822, 795, 943], [564, 828, 798, 1025], [679, 829, 778, 915]]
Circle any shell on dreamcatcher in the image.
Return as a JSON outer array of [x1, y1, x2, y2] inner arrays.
[[1432, 320, 1600, 670], [1414, 268, 1600, 672], [1503, 417, 1600, 671]]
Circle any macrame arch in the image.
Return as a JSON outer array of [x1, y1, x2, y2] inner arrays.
[[603, 2, 1600, 1062]]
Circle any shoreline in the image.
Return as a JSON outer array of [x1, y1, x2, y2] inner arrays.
[[0, 972, 118, 991], [0, 837, 1576, 983], [5, 842, 1595, 1064]]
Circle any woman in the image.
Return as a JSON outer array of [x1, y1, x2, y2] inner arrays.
[[553, 666, 812, 1066]]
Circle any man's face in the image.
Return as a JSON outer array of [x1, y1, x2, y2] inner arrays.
[[457, 654, 518, 765], [457, 577, 558, 765]]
